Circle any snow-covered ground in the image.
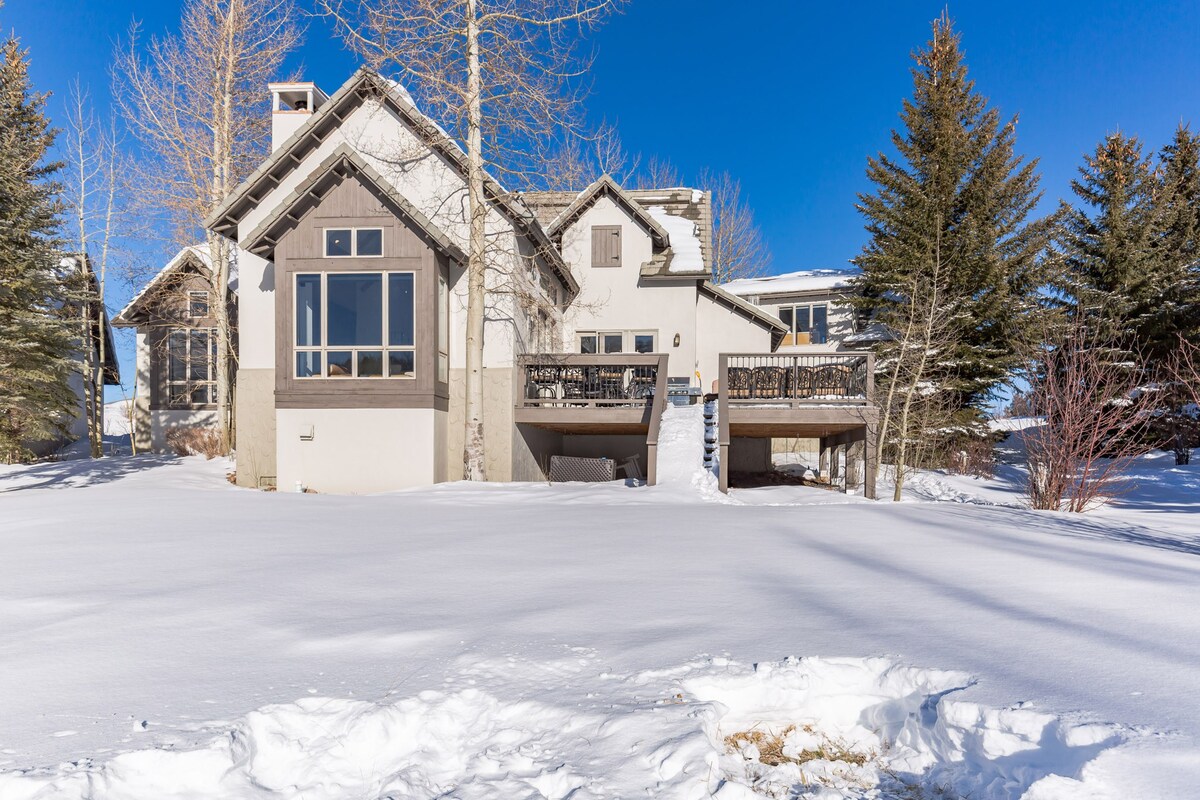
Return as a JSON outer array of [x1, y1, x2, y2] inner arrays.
[[1, 406, 1198, 798]]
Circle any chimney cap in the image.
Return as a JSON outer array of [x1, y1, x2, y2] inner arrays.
[[269, 81, 329, 113]]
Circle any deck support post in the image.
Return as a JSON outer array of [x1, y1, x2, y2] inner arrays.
[[829, 435, 843, 487], [819, 437, 830, 482], [719, 443, 729, 492], [846, 432, 864, 492]]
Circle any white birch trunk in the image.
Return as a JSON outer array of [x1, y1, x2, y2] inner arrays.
[[462, 0, 487, 480]]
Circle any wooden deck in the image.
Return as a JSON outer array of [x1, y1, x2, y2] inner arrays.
[[716, 353, 879, 497], [514, 353, 669, 484]]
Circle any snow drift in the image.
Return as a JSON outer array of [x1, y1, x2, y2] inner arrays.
[[1, 655, 1129, 800]]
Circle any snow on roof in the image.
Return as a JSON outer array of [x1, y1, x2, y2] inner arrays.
[[721, 267, 861, 297], [113, 245, 222, 325], [646, 206, 704, 273]]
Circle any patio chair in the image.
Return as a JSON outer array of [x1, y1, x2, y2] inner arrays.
[[727, 367, 752, 399], [560, 367, 586, 401], [626, 368, 656, 400], [596, 366, 626, 399], [751, 366, 787, 399], [811, 364, 851, 397], [787, 365, 815, 399], [527, 365, 559, 400]]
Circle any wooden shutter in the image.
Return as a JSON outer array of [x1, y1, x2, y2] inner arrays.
[[591, 225, 622, 267]]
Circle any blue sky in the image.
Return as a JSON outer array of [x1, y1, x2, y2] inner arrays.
[[3, 0, 1199, 398]]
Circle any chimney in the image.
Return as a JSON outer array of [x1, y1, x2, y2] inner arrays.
[[269, 82, 328, 152]]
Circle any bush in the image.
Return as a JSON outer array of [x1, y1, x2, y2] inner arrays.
[[164, 426, 225, 459], [944, 437, 996, 479]]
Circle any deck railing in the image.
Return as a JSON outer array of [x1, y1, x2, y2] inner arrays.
[[516, 353, 669, 409], [718, 353, 874, 406]]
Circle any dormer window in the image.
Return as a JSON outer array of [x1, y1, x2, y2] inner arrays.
[[324, 227, 384, 258]]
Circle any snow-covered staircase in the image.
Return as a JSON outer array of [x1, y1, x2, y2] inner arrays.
[[652, 403, 721, 497], [702, 400, 718, 472]]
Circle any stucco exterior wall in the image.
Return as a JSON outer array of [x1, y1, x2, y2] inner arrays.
[[695, 293, 775, 393], [513, 424, 561, 482], [276, 407, 441, 493], [234, 368, 277, 488], [561, 197, 699, 381], [235, 250, 276, 370], [445, 367, 517, 482]]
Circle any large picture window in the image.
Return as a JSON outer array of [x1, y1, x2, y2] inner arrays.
[[779, 303, 828, 345], [166, 328, 216, 406], [294, 271, 415, 379]]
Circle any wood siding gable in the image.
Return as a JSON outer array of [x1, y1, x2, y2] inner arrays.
[[273, 171, 451, 410]]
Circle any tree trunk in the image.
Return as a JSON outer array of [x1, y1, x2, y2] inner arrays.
[[462, 0, 487, 481], [210, 2, 238, 455]]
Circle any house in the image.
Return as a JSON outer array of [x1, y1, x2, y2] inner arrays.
[[123, 68, 878, 497], [111, 246, 234, 453]]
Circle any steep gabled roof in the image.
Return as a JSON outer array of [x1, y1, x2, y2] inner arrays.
[[112, 246, 214, 327], [543, 175, 670, 247], [524, 183, 714, 278], [241, 144, 468, 263], [205, 67, 577, 296]]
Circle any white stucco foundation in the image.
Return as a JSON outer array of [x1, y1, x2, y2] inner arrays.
[[276, 407, 444, 494]]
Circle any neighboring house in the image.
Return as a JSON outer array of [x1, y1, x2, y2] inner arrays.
[[124, 68, 878, 497], [111, 246, 235, 453], [720, 268, 865, 351]]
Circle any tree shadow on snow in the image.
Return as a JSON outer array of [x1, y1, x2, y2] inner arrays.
[[0, 454, 181, 493], [934, 502, 1200, 559]]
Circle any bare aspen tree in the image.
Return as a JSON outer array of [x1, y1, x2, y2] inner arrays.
[[637, 155, 681, 189], [544, 121, 637, 191], [62, 82, 125, 458], [699, 167, 772, 283], [322, 0, 624, 480], [113, 0, 302, 454], [874, 225, 959, 500]]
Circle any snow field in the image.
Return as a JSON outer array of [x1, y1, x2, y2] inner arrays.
[[0, 654, 1132, 799], [1, 411, 1198, 797]]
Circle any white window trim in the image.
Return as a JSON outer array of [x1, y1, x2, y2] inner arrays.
[[293, 271, 417, 380], [323, 227, 385, 258], [631, 330, 658, 354], [576, 329, 659, 354], [187, 290, 209, 319]]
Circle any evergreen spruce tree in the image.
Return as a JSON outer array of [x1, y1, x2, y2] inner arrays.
[[0, 34, 75, 461], [853, 13, 1055, 426], [1057, 132, 1158, 343], [1148, 125, 1200, 464], [1149, 124, 1200, 353]]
